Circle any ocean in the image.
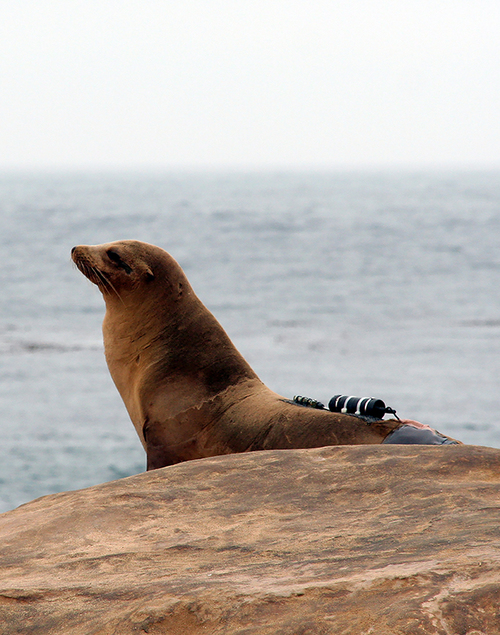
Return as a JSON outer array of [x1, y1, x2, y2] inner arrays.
[[1, 170, 499, 513]]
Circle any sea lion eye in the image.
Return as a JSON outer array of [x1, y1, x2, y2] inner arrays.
[[107, 249, 132, 274]]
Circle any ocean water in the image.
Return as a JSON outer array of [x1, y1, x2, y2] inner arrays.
[[1, 170, 499, 513]]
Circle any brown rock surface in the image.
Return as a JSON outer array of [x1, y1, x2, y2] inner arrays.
[[0, 444, 499, 635]]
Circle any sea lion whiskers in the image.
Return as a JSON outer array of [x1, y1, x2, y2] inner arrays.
[[73, 259, 98, 287], [92, 266, 125, 305], [73, 257, 125, 305]]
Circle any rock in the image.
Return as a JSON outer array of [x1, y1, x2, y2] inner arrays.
[[0, 444, 499, 635]]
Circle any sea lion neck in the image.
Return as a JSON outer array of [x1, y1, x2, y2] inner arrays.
[[103, 286, 258, 385], [101, 287, 187, 361]]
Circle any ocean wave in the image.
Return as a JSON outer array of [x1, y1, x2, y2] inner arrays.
[[0, 340, 102, 354]]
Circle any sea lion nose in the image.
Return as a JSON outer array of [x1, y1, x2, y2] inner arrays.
[[71, 246, 77, 256]]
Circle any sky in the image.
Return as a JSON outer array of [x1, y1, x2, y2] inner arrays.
[[1, 0, 499, 170]]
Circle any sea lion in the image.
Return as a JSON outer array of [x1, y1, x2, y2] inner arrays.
[[72, 240, 460, 469]]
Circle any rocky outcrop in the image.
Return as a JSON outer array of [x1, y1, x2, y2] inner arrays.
[[1, 444, 499, 635]]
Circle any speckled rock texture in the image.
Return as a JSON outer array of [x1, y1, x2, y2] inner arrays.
[[0, 444, 499, 635]]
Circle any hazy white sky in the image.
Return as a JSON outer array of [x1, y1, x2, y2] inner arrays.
[[1, 0, 499, 170]]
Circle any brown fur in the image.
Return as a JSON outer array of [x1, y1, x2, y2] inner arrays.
[[72, 240, 407, 470]]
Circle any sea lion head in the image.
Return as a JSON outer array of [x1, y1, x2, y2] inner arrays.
[[71, 240, 189, 308]]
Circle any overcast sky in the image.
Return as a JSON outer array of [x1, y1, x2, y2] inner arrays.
[[1, 1, 499, 170]]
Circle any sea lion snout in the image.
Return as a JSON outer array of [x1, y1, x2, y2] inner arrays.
[[71, 245, 84, 260], [71, 244, 92, 265]]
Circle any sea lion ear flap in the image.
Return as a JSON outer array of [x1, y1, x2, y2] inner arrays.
[[145, 267, 155, 281]]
